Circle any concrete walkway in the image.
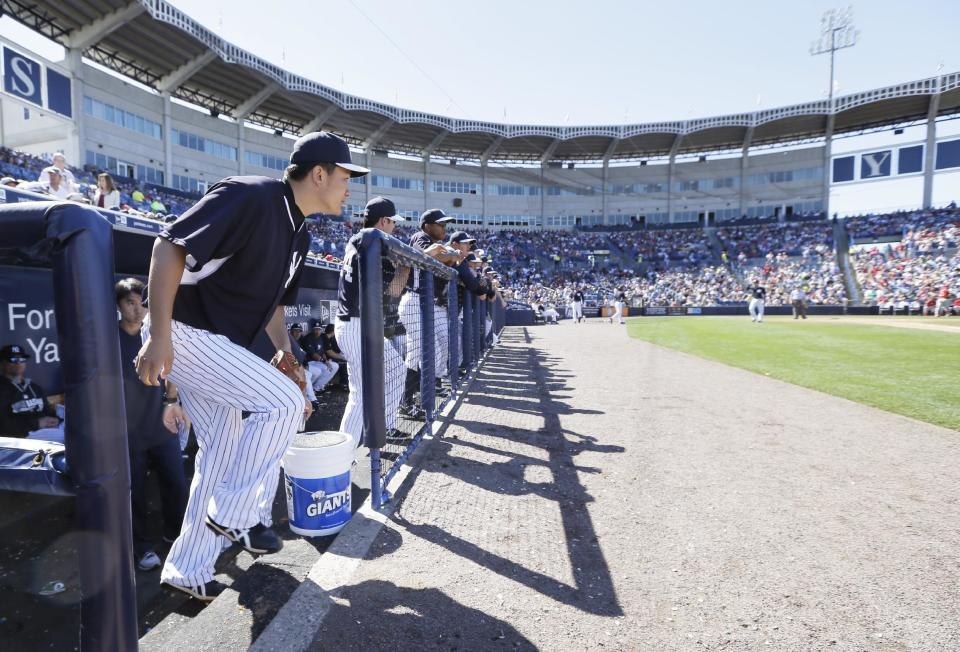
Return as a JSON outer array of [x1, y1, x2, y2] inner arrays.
[[269, 322, 960, 651]]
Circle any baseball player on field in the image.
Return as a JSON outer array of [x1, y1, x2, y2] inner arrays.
[[748, 284, 767, 322], [608, 288, 626, 324], [572, 288, 584, 323], [135, 131, 367, 602], [398, 209, 461, 417], [335, 197, 410, 448]]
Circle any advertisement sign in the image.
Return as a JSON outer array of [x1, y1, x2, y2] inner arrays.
[[0, 266, 61, 393]]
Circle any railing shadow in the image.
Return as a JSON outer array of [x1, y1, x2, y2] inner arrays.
[[391, 328, 624, 617]]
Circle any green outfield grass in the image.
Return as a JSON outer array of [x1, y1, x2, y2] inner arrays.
[[627, 316, 960, 431]]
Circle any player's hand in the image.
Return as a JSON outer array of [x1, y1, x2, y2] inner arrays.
[[303, 391, 313, 421], [162, 403, 188, 434], [136, 335, 174, 386]]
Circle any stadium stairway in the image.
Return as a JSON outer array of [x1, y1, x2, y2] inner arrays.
[[833, 220, 862, 304], [705, 227, 726, 265], [604, 238, 636, 271]]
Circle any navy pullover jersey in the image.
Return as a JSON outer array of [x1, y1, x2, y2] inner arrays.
[[751, 286, 767, 300], [337, 231, 397, 320], [158, 176, 309, 348], [405, 231, 452, 305]]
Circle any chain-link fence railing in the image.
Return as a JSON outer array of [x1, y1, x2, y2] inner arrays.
[[352, 229, 505, 507]]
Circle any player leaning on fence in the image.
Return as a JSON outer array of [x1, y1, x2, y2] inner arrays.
[[134, 131, 368, 602], [335, 196, 411, 448]]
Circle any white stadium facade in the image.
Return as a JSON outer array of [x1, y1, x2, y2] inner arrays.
[[2, 0, 960, 226]]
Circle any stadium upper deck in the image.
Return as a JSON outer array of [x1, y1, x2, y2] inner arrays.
[[7, 0, 960, 164]]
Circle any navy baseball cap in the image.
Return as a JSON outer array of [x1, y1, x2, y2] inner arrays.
[[310, 319, 324, 328], [464, 253, 479, 263], [364, 197, 406, 222], [1, 344, 30, 362], [290, 131, 370, 177], [420, 209, 455, 226], [289, 323, 303, 332], [447, 231, 476, 245]]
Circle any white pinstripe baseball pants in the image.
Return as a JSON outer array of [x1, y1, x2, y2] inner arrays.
[[307, 360, 338, 392], [336, 318, 404, 447], [398, 292, 448, 379], [157, 320, 305, 587]]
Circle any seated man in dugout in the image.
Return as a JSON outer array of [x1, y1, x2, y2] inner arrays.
[[0, 344, 63, 442]]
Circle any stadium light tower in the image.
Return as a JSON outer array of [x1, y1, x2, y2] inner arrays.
[[810, 6, 859, 107]]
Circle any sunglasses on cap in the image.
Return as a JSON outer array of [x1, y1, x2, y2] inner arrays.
[[7, 357, 28, 363]]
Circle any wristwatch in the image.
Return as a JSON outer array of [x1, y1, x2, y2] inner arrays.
[[161, 393, 179, 406]]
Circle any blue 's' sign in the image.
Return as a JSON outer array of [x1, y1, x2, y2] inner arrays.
[[3, 47, 42, 107]]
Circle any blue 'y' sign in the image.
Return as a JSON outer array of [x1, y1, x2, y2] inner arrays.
[[3, 47, 42, 107], [860, 150, 892, 179]]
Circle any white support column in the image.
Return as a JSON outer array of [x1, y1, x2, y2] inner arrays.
[[66, 49, 85, 167], [739, 127, 754, 219], [481, 163, 488, 226], [479, 137, 503, 228], [162, 92, 173, 187], [237, 121, 245, 175], [365, 150, 372, 204], [540, 165, 546, 225], [601, 138, 619, 226], [423, 157, 430, 212], [666, 134, 683, 223], [923, 92, 940, 209], [539, 139, 560, 225], [822, 113, 835, 218]]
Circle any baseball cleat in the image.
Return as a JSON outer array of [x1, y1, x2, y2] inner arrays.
[[204, 517, 283, 555], [162, 579, 226, 603]]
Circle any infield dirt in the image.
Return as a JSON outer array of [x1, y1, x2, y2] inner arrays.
[[310, 323, 960, 651]]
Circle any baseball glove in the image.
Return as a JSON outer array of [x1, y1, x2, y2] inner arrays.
[[270, 350, 307, 392]]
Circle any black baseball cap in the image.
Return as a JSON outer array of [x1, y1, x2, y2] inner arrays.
[[420, 209, 455, 226], [364, 197, 406, 223], [447, 231, 476, 245], [290, 131, 370, 177], [1, 344, 30, 362], [310, 319, 324, 329], [464, 253, 479, 263], [289, 323, 303, 332]]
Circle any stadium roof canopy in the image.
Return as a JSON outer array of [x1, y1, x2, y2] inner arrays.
[[8, 0, 960, 163]]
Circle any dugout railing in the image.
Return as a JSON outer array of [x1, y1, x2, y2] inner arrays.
[[354, 229, 503, 508], [0, 201, 138, 651]]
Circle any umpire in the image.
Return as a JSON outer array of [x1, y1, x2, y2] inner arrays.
[[135, 131, 368, 602]]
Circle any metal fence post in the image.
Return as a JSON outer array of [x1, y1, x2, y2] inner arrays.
[[475, 296, 484, 359], [419, 271, 436, 422], [461, 290, 473, 372], [446, 283, 459, 394], [358, 230, 387, 508]]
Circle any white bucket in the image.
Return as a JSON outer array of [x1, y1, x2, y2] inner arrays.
[[282, 430, 354, 537]]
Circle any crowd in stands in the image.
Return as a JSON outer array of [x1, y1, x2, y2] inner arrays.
[[5, 144, 958, 314], [0, 146, 196, 219], [844, 204, 960, 243], [717, 222, 834, 259], [742, 252, 846, 306], [852, 211, 960, 315], [618, 227, 712, 268]]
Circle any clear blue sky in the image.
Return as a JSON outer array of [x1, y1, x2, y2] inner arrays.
[[2, 0, 958, 125], [159, 0, 958, 125]]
